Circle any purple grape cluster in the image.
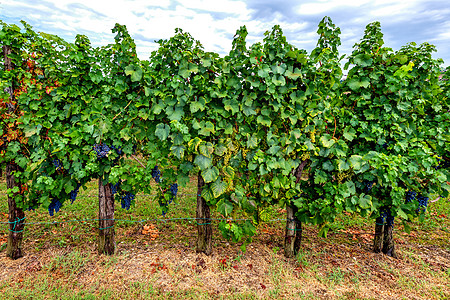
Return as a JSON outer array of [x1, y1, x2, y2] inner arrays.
[[151, 165, 161, 183], [93, 144, 110, 158], [405, 190, 417, 203], [364, 181, 375, 193], [417, 194, 429, 213], [380, 207, 394, 226], [70, 183, 82, 204], [111, 180, 121, 195], [53, 159, 63, 171], [48, 198, 62, 216], [169, 183, 178, 204], [121, 192, 135, 210]]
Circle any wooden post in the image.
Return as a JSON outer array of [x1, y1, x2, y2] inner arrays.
[[284, 159, 308, 258], [373, 217, 384, 253], [196, 172, 212, 255], [98, 178, 115, 255], [3, 45, 25, 260]]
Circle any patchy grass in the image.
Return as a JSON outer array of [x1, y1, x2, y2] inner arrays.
[[0, 172, 449, 299]]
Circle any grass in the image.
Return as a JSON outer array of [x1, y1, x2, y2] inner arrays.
[[0, 170, 449, 299]]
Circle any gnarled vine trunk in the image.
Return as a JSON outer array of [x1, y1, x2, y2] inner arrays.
[[4, 44, 25, 260], [382, 223, 396, 258], [6, 163, 25, 259], [98, 179, 115, 255], [285, 204, 301, 257], [196, 172, 212, 255], [373, 217, 384, 253], [284, 159, 308, 258]]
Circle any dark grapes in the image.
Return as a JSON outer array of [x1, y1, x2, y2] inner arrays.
[[380, 207, 394, 226], [151, 165, 161, 183], [121, 192, 135, 210], [405, 190, 416, 203], [364, 181, 375, 193], [93, 144, 110, 159], [48, 198, 62, 216], [169, 183, 178, 204], [111, 180, 121, 195], [53, 159, 63, 171], [69, 183, 82, 204], [417, 194, 429, 213]]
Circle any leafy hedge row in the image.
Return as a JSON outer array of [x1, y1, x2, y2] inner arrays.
[[1, 17, 449, 257]]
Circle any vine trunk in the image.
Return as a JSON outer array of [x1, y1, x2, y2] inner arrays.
[[98, 179, 115, 255]]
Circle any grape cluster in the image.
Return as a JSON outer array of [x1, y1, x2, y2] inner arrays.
[[364, 181, 375, 193], [53, 159, 63, 171], [151, 165, 161, 183], [70, 183, 81, 204], [417, 194, 429, 213], [380, 207, 394, 226], [110, 145, 123, 164], [93, 144, 110, 158], [111, 180, 121, 195], [169, 183, 178, 204], [121, 192, 135, 210], [48, 198, 62, 216], [405, 190, 417, 203]]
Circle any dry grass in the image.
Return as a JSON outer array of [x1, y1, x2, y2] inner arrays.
[[0, 175, 449, 299]]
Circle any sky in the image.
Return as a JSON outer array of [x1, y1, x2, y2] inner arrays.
[[1, 0, 449, 67]]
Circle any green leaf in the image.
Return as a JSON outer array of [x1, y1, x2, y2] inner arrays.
[[349, 155, 364, 171], [170, 145, 185, 159], [257, 64, 271, 78], [194, 154, 212, 170], [353, 54, 373, 67], [217, 199, 233, 216], [397, 208, 408, 220], [320, 135, 336, 148], [246, 134, 258, 149], [272, 75, 286, 86], [347, 77, 370, 91], [199, 142, 214, 158], [199, 121, 215, 136], [211, 178, 228, 198], [343, 127, 356, 141], [271, 64, 286, 74], [155, 123, 170, 141], [174, 173, 189, 187], [202, 166, 220, 183], [214, 144, 227, 156], [124, 64, 143, 82], [358, 194, 372, 209], [201, 187, 214, 202], [257, 115, 272, 127], [223, 166, 235, 178], [285, 67, 302, 80]]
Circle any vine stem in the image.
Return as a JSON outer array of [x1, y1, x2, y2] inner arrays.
[[130, 154, 145, 168], [112, 99, 133, 121], [330, 112, 337, 139]]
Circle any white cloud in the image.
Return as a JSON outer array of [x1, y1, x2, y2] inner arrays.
[[1, 0, 449, 65]]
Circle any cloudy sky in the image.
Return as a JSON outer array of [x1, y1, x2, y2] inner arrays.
[[1, 0, 449, 66]]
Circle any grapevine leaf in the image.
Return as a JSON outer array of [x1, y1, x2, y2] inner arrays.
[[217, 199, 233, 216], [202, 166, 219, 183], [155, 123, 170, 141], [211, 178, 227, 198], [170, 145, 185, 159], [194, 154, 212, 170], [223, 166, 235, 178]]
